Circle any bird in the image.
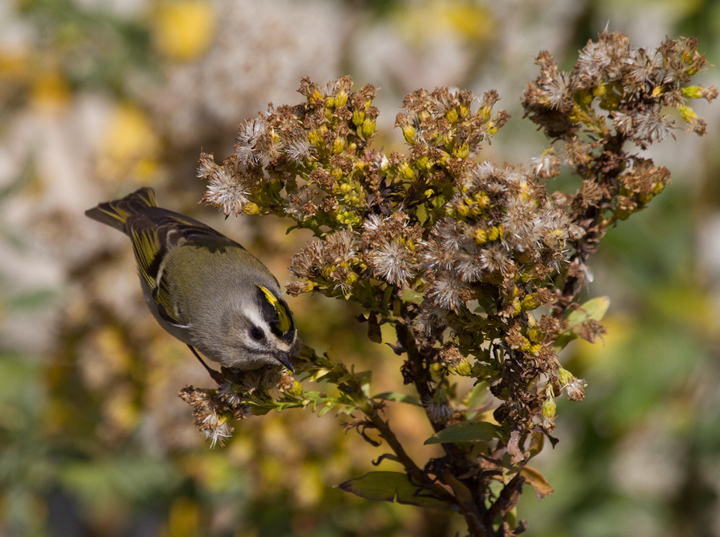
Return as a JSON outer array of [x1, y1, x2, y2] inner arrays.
[[85, 187, 296, 379]]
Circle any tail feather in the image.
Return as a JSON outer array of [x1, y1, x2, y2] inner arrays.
[[85, 187, 157, 233]]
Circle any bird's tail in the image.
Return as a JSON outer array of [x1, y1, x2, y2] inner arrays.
[[84, 187, 157, 233]]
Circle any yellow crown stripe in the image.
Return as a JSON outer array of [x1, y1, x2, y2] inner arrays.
[[259, 286, 291, 333]]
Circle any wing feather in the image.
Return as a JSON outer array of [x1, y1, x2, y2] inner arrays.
[[125, 208, 244, 327]]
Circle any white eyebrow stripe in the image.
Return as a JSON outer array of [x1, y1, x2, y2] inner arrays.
[[245, 306, 268, 333]]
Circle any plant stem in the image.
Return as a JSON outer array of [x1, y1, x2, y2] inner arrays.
[[442, 472, 488, 537], [362, 402, 457, 503], [396, 320, 489, 535]]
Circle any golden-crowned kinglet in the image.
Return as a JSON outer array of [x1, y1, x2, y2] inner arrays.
[[85, 187, 296, 374]]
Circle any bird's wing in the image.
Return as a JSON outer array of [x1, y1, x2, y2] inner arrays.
[[125, 208, 242, 327]]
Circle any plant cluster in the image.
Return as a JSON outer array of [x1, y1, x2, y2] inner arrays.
[[182, 32, 715, 535]]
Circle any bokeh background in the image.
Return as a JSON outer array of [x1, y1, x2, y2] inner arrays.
[[1, 0, 720, 536]]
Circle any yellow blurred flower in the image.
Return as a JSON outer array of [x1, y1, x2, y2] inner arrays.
[[153, 0, 215, 61], [396, 1, 495, 46], [96, 103, 160, 183], [295, 462, 323, 507], [166, 497, 199, 537], [95, 326, 133, 375], [0, 46, 70, 114], [105, 388, 140, 433], [30, 70, 71, 114], [574, 315, 633, 366], [0, 48, 31, 82], [443, 2, 495, 41]]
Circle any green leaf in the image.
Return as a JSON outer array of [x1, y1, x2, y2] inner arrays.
[[465, 381, 489, 420], [400, 289, 425, 305], [382, 286, 394, 311], [336, 471, 458, 513], [373, 392, 423, 406], [357, 370, 372, 397], [424, 421, 498, 445], [317, 403, 336, 417], [566, 296, 610, 326]]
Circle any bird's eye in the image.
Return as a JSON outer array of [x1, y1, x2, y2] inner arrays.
[[250, 327, 265, 341]]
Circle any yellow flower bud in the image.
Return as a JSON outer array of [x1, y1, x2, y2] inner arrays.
[[678, 104, 697, 122], [288, 381, 304, 396], [474, 229, 487, 244], [416, 155, 430, 171], [522, 294, 537, 310], [361, 119, 376, 139], [308, 129, 322, 147], [474, 192, 490, 209], [399, 162, 415, 180], [527, 326, 542, 343], [454, 143, 470, 159], [243, 202, 260, 215], [682, 86, 701, 99], [332, 137, 346, 154], [446, 108, 459, 123], [352, 109, 365, 126], [452, 359, 472, 377], [335, 91, 348, 107], [558, 368, 573, 386], [402, 125, 416, 144], [542, 396, 556, 420]]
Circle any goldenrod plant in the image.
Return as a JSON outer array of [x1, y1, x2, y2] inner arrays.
[[186, 32, 716, 535]]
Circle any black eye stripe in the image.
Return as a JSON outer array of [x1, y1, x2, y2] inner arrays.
[[250, 327, 265, 341]]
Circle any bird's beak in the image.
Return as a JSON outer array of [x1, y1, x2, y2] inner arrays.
[[274, 352, 295, 373]]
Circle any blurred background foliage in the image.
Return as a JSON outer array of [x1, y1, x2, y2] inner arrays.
[[0, 0, 719, 536]]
